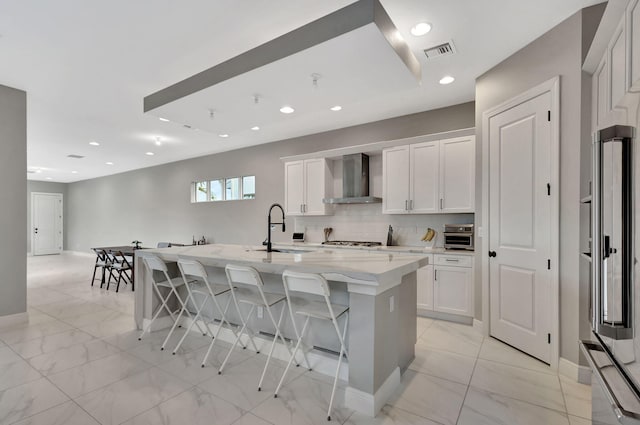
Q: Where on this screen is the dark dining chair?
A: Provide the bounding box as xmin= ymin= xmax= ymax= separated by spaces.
xmin=91 ymin=249 xmax=110 ymax=287
xmin=106 ymin=250 xmax=133 ymax=292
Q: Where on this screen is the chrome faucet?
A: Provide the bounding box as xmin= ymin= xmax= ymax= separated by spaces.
xmin=267 ymin=203 xmax=285 ymax=253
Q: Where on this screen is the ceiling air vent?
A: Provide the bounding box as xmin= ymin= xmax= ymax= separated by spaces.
xmin=423 ymin=41 xmax=456 ymax=59
xmin=67 ymin=154 xmax=85 ymax=159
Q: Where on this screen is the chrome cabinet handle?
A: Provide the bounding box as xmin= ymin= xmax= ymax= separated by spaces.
xmin=445 ymin=258 xmax=459 ymax=262
xmin=434 ymin=270 xmax=437 ymax=281
xmin=440 ymin=198 xmax=443 ymax=209
xmin=410 ymin=200 xmax=414 ymax=210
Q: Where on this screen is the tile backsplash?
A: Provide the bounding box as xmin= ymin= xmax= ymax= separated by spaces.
xmin=294 ymin=203 xmax=474 ymax=247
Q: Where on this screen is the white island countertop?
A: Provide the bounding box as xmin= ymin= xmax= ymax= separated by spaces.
xmin=139 ymin=243 xmax=430 ymax=295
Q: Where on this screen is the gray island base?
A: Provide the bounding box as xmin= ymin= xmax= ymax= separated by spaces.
xmin=134 ymin=244 xmax=427 ymax=416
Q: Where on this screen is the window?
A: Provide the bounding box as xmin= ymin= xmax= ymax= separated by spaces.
xmin=192 ymin=175 xmax=256 ymax=203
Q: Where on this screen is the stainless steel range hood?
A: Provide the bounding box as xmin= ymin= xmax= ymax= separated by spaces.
xmin=323 ymin=153 xmax=382 ymax=204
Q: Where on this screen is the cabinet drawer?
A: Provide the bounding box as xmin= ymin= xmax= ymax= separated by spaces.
xmin=434 ymin=254 xmax=472 ymax=267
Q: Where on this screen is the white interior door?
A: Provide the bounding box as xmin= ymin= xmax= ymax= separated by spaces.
xmin=488 ymin=91 xmax=553 ymax=364
xmin=32 ymin=192 xmax=63 ymax=256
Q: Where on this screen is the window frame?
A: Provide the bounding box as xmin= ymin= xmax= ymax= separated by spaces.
xmin=191 ymin=175 xmax=256 ymax=203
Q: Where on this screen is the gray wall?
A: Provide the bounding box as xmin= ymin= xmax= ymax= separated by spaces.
xmin=475 ymin=4 xmax=605 ymax=365
xmin=27 ymin=181 xmax=68 ymax=253
xmin=66 ymin=102 xmax=475 ymax=253
xmin=0 ymin=84 xmax=27 ymax=317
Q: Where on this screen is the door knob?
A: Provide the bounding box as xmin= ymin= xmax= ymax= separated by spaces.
xmin=34 ymin=228 xmax=38 ymax=234
xmin=488 ymin=250 xmax=497 ymax=257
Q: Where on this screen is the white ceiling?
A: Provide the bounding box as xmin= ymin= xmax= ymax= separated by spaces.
xmin=0 ymin=0 xmax=602 ymax=183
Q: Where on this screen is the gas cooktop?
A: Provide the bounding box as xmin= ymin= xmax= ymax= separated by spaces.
xmin=322 ymin=241 xmax=382 ymax=247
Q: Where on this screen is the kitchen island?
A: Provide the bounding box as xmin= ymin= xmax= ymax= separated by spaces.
xmin=134 ymin=244 xmax=429 ymax=416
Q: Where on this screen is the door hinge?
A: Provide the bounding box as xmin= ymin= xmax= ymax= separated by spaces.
xmin=547 ymin=183 xmax=551 ymax=196
xmin=547 ymin=259 xmax=551 ymax=270
xmin=547 ymin=110 xmax=551 ymax=121
xmin=548 ymin=333 xmax=551 ymax=344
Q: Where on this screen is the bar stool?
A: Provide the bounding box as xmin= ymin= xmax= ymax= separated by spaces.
xmin=174 ymin=258 xmax=238 ymax=362
xmin=220 ymin=264 xmax=290 ymax=391
xmin=137 ymin=254 xmax=203 ymax=350
xmin=275 ymin=270 xmax=349 ymax=422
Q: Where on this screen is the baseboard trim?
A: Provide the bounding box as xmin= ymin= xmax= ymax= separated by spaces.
xmin=417 ymin=309 xmax=473 ymax=326
xmin=559 ymin=357 xmax=591 ymax=385
xmin=345 ymin=367 xmax=400 ymax=416
xmin=64 ymin=250 xmax=94 ymax=258
xmin=0 ymin=311 xmax=29 ymax=328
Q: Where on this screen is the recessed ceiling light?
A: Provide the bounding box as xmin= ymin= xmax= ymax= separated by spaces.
xmin=218 ymin=134 xmax=229 ymax=138
xmin=89 ymin=141 xmax=100 ymax=146
xmin=145 ymin=152 xmax=154 ymax=156
xmin=280 ymin=106 xmax=295 ymax=114
xmin=439 ymin=75 xmax=455 ymax=85
xmin=158 ymin=117 xmax=170 ymax=122
xmin=35 ymin=169 xmax=42 ymax=173
xmin=411 ymin=22 xmax=432 ymax=36
xmin=71 ymin=171 xmax=78 ymax=174
xmin=251 ymin=126 xmax=260 ymax=131
xmin=45 ymin=177 xmax=52 ymax=180
xmin=330 ymin=105 xmax=342 ymax=111
xmin=105 ymin=161 xmax=114 ymax=165
xmin=155 ymin=137 xmax=162 ymax=146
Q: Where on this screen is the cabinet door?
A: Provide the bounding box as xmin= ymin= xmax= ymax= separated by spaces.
xmin=439 ymin=137 xmax=475 ymax=213
xmin=382 ymin=146 xmax=410 ymax=214
xmin=410 ymin=141 xmax=439 ymax=213
xmin=609 ymin=17 xmax=626 ymax=109
xmin=433 ymin=265 xmax=473 ymax=317
xmin=594 ymin=56 xmax=608 ymax=131
xmin=417 ymin=264 xmax=434 ymax=311
xmin=628 ymin=0 xmax=640 ymax=90
xmin=304 ymin=158 xmax=329 ymax=215
xmin=284 ymin=161 xmax=304 ymax=216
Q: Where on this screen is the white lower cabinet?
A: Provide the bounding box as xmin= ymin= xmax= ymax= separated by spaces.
xmin=418 ymin=254 xmax=473 ymax=318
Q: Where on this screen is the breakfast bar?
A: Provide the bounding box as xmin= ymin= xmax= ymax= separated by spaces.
xmin=134 ymin=244 xmax=428 ymax=416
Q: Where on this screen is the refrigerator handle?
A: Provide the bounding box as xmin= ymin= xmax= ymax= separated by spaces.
xmin=580 ymin=340 xmax=640 ymax=424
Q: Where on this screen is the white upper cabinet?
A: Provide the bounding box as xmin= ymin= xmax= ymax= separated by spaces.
xmin=284 ymin=158 xmax=332 ymax=216
xmin=383 ymin=136 xmax=475 ymax=214
xmin=628 ymin=0 xmax=640 ymax=91
xmin=439 ymin=136 xmax=475 ymax=213
xmin=382 ymin=146 xmax=411 ymax=213
xmin=410 ymin=141 xmax=440 ymax=213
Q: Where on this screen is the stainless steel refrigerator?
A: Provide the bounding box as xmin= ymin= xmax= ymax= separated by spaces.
xmin=580 ymin=125 xmax=640 ymax=424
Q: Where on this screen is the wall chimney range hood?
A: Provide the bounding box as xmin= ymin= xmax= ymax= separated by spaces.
xmin=323 ymin=153 xmax=382 ymax=204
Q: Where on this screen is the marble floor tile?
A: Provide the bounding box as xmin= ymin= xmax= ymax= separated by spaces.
xmin=479 ymin=337 xmax=554 ymax=375
xmin=0 ymin=320 xmax=74 ymax=346
xmin=127 ymin=329 xmax=211 ymax=365
xmin=344 ymin=405 xmax=442 ymax=424
xmin=0 ymin=378 xmax=69 ymax=425
xmin=470 ymin=359 xmax=566 ymax=412
xmin=251 ymin=374 xmax=353 ymax=425
xmin=416 ymin=317 xmax=433 ymax=338
xmin=26 ymin=288 xmax=74 ymax=306
xmin=58 ymin=308 xmax=126 ymax=328
xmin=409 ymin=346 xmax=476 ymax=385
xmin=386 ymin=369 xmax=467 ymax=425
xmin=560 ymin=375 xmax=592 ymax=419
xmin=230 ymin=413 xmax=273 ymax=425
xmin=10 ymin=329 xmax=96 ymax=359
xmin=74 ymin=367 xmax=192 ymax=425
xmin=0 ymin=347 xmax=42 ymax=392
xmin=79 ymin=315 xmax=136 ymax=338
xmin=457 ymin=387 xmax=570 ymax=425
xmin=32 ymin=298 xmax=97 ymax=319
xmin=156 ymin=345 xmax=241 ymax=385
xmin=28 ymin=338 xmax=121 ymax=376
xmin=198 ymin=355 xmax=287 ymax=411
xmin=12 ymin=400 xmax=100 ymax=425
xmin=121 ymin=386 xmax=244 ymax=425
xmin=568 ymin=415 xmax=592 ymax=425
xmin=47 ymin=351 xmax=152 ymax=398
xmin=418 ymin=321 xmax=483 ymax=358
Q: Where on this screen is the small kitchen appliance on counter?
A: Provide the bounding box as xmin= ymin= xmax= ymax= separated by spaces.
xmin=443 ymin=224 xmax=474 ymax=250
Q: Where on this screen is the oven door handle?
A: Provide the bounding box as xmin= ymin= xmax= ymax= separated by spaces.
xmin=444 ymin=232 xmax=473 ymax=237
xmin=580 ymin=340 xmax=640 ymax=424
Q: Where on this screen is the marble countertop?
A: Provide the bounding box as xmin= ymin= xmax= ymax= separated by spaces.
xmin=274 ymin=242 xmax=476 ymax=256
xmin=139 ymin=243 xmax=430 ymax=294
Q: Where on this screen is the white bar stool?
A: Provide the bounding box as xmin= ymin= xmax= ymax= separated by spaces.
xmin=275 ymin=270 xmax=349 ymax=422
xmin=175 ymin=258 xmax=241 ymax=364
xmin=138 ymin=254 xmax=203 ymax=350
xmin=221 ymin=264 xmax=290 ymax=391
